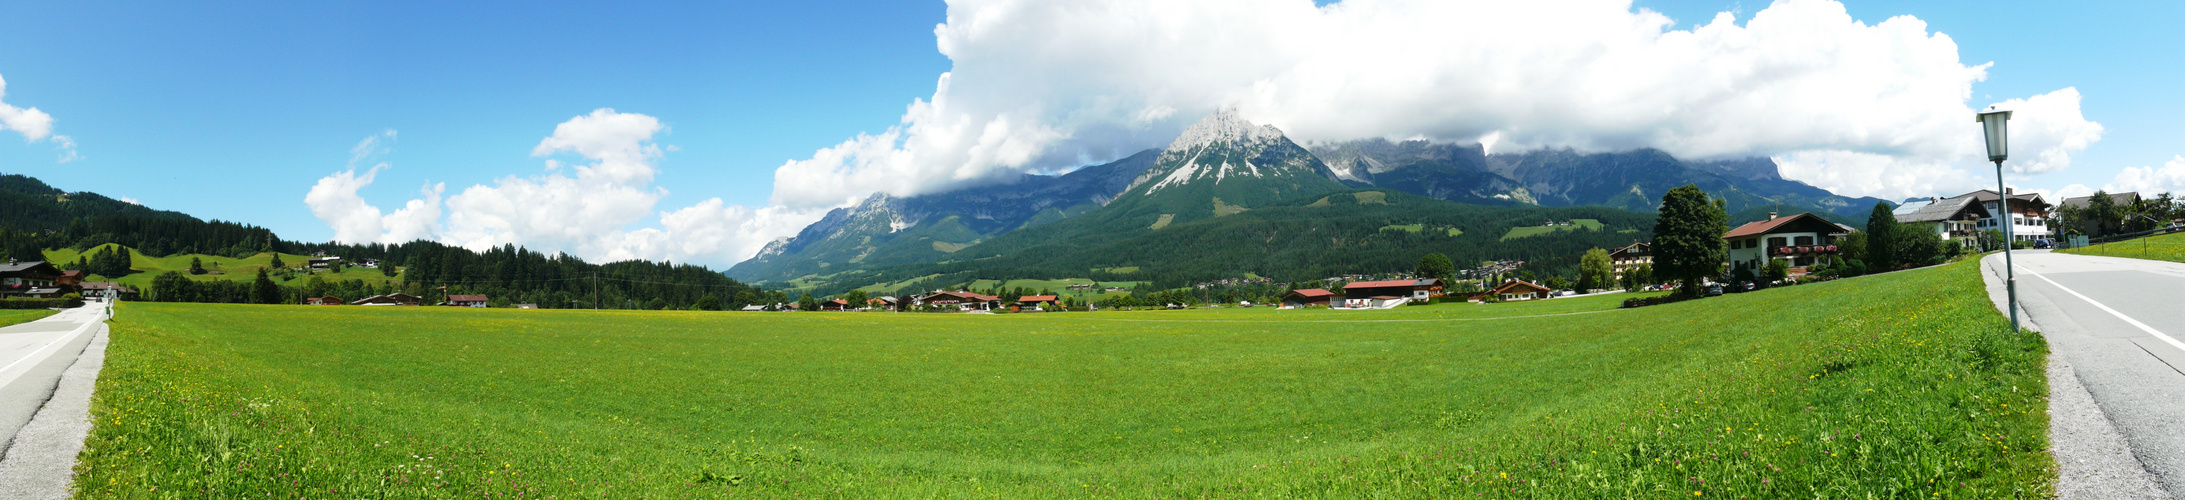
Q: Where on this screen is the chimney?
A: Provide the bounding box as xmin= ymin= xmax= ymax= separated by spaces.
xmin=2005 ymin=187 xmax=2013 ymax=195
xmin=1768 ymin=211 xmax=1778 ymax=220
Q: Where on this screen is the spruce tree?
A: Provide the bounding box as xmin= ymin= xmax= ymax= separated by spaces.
xmin=252 ymin=268 xmax=280 ymax=304
xmin=1865 ymin=201 xmax=1898 ymax=271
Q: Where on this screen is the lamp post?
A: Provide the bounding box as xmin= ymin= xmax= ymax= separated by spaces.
xmin=1978 ymin=108 xmax=2019 ymax=332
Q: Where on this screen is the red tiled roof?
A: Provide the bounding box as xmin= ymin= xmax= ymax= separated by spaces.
xmin=447 ymin=294 xmax=489 ymax=302
xmin=1285 ymin=288 xmax=1334 ymax=298
xmin=1016 ymin=295 xmax=1058 ymax=303
xmin=1723 ymin=213 xmax=1840 ymax=239
xmin=1492 ymin=280 xmax=1551 ymax=294
xmin=1342 ymin=280 xmax=1418 ymax=289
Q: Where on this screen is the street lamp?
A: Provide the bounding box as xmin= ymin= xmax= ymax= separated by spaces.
xmin=1977 ymin=108 xmax=2019 ymax=332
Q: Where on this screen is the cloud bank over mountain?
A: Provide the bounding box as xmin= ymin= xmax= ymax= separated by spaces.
xmin=307 ymin=0 xmax=2113 ymax=269
xmin=775 ymin=0 xmax=2100 ymax=211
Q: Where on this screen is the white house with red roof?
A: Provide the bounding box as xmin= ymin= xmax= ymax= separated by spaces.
xmin=1723 ymin=212 xmax=1854 ymax=279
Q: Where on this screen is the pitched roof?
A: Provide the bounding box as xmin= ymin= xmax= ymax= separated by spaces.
xmin=1893 ymin=196 xmax=1990 ymax=224
xmin=1342 ymin=279 xmax=1418 ymax=289
xmin=1284 ymin=288 xmax=1334 ymax=298
xmin=2059 ymin=192 xmax=2141 ymax=210
xmin=0 ymin=261 xmax=58 ymax=274
xmin=1015 ymin=295 xmax=1058 ymax=303
xmin=1613 ymin=242 xmax=1650 ymax=255
xmin=1492 ymin=280 xmax=1552 ymax=294
xmin=1723 ymin=213 xmax=1845 ymax=239
xmin=920 ymin=290 xmax=999 ymax=302
xmin=1948 ymin=189 xmax=2047 ymax=207
xmin=447 ymin=294 xmax=489 ymax=302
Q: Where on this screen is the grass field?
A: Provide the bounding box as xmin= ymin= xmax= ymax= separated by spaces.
xmin=42 ymin=244 xmax=401 ymax=291
xmin=1501 ymin=219 xmax=1605 ymax=240
xmin=77 ymin=260 xmax=2051 ymax=498
xmin=2057 ymin=230 xmax=2185 ymax=264
xmin=0 ymin=309 xmax=56 ymax=328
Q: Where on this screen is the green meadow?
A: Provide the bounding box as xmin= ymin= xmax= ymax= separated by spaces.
xmin=1501 ymin=219 xmax=1606 ymax=240
xmin=0 ymin=309 xmax=56 ymax=327
xmin=42 ymin=243 xmax=401 ymax=290
xmin=76 ymin=260 xmax=2050 ymax=498
xmin=2057 ymin=230 xmax=2185 ymax=264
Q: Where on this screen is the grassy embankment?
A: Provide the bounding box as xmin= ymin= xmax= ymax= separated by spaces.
xmin=75 ymin=259 xmax=2050 ymax=498
xmin=2057 ymin=230 xmax=2185 ymax=263
xmin=0 ymin=309 xmax=57 ymax=327
xmin=43 ymin=244 xmax=400 ymax=291
xmin=1501 ymin=218 xmax=1605 ymax=240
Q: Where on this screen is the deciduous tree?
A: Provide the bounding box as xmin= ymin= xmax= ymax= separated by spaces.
xmin=1651 ymin=184 xmax=1729 ymax=296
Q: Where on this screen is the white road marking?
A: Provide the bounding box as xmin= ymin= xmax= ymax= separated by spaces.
xmin=2017 ymin=264 xmax=2185 ymax=353
xmin=0 ymin=328 xmax=84 ymax=376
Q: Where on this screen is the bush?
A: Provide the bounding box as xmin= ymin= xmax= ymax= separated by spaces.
xmin=0 ymin=298 xmax=75 ymax=309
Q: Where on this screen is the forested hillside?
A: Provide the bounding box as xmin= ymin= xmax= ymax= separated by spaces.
xmin=1 ymin=172 xmax=771 ymax=310
xmin=798 ymin=189 xmax=1656 ymax=295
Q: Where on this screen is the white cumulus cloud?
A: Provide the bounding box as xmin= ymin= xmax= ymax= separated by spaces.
xmin=0 ymin=73 xmax=80 ymax=162
xmin=769 ymin=0 xmax=2102 ymax=208
xmin=303 ymin=130 xmax=445 ymax=245
xmin=306 ymin=112 xmax=827 ymax=267
xmin=2106 ymin=155 xmax=2185 ymax=195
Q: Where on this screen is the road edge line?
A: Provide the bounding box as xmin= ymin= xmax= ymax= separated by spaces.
xmin=2014 ymin=264 xmax=2185 ymax=353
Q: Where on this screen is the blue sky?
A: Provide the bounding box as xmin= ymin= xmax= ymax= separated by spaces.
xmin=0 ymin=0 xmax=2177 ymax=266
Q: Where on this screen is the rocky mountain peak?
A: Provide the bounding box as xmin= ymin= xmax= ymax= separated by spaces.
xmin=1167 ymin=108 xmax=1285 ymax=152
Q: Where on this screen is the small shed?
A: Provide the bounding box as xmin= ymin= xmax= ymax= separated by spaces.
xmin=820 ymin=299 xmax=849 ymax=311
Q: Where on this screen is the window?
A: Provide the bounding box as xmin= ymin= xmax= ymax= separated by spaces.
xmin=1768 ymin=237 xmax=1787 ymax=248
xmin=1794 ymin=236 xmax=1814 ymax=246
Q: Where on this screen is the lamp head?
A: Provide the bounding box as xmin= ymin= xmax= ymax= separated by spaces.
xmin=1976 ymin=109 xmax=2012 ymax=163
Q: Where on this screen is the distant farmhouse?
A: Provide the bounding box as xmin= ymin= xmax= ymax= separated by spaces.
xmin=1956 ymin=189 xmax=2053 ymax=243
xmin=1279 ymin=288 xmax=1334 ymax=309
xmin=352 ymin=293 xmax=422 ymax=306
xmin=1490 ymin=280 xmax=1552 ymax=301
xmin=1724 ymin=212 xmax=1853 ymax=279
xmin=0 ymin=260 xmax=66 ymax=299
xmin=445 ymin=294 xmax=489 ymax=308
xmin=1894 ymin=196 xmax=1991 ymax=249
xmin=1608 ymin=242 xmax=1650 ymax=281
xmin=1011 ymin=295 xmax=1061 ymax=312
xmin=1336 ymin=279 xmax=1440 ymax=309
xmin=911 ymin=290 xmax=1003 ymax=311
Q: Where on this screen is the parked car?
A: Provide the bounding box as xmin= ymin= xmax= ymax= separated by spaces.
xmin=1737 ymin=281 xmax=1757 ymax=293
xmin=1705 ymin=284 xmax=1724 ymax=297
xmin=2034 ymin=239 xmax=2052 ymax=249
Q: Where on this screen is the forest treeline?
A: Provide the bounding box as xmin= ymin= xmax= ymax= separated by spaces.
xmin=1 ymin=173 xmax=779 ymax=310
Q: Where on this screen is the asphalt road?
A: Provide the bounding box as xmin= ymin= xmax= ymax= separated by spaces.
xmin=0 ymin=302 xmax=106 ymax=452
xmin=1985 ymin=250 xmax=2185 ymax=499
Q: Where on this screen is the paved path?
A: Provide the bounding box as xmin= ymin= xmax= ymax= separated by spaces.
xmin=0 ymin=302 xmax=108 ymax=449
xmin=1983 ymin=250 xmax=2184 ymax=499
